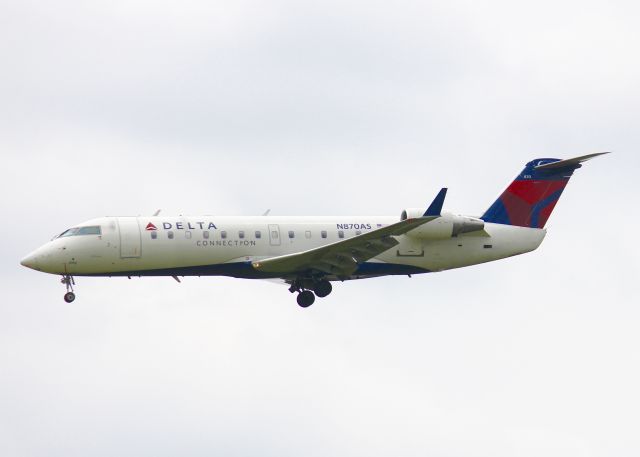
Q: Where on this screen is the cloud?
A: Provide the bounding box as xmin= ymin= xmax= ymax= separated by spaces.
xmin=1 ymin=1 xmax=639 ymax=456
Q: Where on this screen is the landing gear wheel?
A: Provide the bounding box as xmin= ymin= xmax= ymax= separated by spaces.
xmin=297 ymin=290 xmax=315 ymax=308
xmin=313 ymin=280 xmax=332 ymax=298
xmin=61 ymin=275 xmax=76 ymax=303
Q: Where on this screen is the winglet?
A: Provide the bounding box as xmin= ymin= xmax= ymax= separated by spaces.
xmin=423 ymin=188 xmax=447 ymax=217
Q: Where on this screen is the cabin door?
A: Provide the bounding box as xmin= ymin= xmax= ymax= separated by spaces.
xmin=118 ymin=217 xmax=142 ymax=258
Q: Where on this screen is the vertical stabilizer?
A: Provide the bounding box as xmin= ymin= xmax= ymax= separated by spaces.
xmin=481 ymin=153 xmax=609 ymax=228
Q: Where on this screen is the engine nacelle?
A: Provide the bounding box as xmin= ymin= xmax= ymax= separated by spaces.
xmin=400 ymin=210 xmax=485 ymax=239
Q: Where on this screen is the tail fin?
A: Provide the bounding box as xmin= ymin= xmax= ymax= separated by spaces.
xmin=481 ymin=152 xmax=609 ymax=228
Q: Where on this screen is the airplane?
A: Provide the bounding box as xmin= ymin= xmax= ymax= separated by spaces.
xmin=20 ymin=153 xmax=608 ymax=307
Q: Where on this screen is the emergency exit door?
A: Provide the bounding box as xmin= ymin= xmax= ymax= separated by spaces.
xmin=268 ymin=224 xmax=281 ymax=246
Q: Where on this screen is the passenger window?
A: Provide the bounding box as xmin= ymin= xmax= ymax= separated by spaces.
xmin=355 ymin=230 xmax=362 ymax=236
xmin=239 ymin=230 xmax=245 ymax=239
xmin=305 ymin=231 xmax=311 ymax=239
xmin=221 ymin=231 xmax=227 ymax=239
xmin=203 ymin=231 xmax=209 ymax=239
xmin=150 ymin=231 xmax=157 ymax=240
xmin=168 ymin=231 xmax=174 ymax=239
xmin=338 ymin=230 xmax=344 ymax=239
xmin=185 ymin=231 xmax=192 ymax=239
xmin=288 ymin=230 xmax=295 ymax=239
xmin=321 ymin=230 xmax=327 ymax=238
xmin=271 ymin=231 xmax=279 ymax=239
xmin=255 ymin=231 xmax=261 ymax=239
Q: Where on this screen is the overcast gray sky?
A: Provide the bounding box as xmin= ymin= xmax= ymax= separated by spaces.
xmin=1 ymin=0 xmax=639 ymax=456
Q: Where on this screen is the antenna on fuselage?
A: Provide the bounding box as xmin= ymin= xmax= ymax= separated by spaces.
xmin=262 ymin=209 xmax=271 ymax=216
xmin=153 ymin=209 xmax=161 ymax=216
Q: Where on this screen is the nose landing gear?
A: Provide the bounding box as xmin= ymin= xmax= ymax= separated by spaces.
xmin=61 ymin=275 xmax=76 ymax=303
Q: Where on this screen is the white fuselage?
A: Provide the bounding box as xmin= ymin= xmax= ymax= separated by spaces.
xmin=21 ymin=215 xmax=546 ymax=280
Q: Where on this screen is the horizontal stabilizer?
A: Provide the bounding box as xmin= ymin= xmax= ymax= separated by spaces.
xmin=534 ymin=152 xmax=610 ymax=170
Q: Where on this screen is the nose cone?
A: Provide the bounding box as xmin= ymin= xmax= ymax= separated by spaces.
xmin=21 ymin=243 xmax=66 ymax=274
xmin=20 ymin=252 xmax=40 ymax=270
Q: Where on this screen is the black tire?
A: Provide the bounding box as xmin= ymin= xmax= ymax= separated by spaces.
xmin=64 ymin=292 xmax=76 ymax=303
xmin=313 ymin=280 xmax=332 ymax=298
xmin=296 ymin=290 xmax=315 ymax=308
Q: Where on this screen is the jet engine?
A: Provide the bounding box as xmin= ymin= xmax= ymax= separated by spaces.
xmin=400 ymin=209 xmax=485 ymax=239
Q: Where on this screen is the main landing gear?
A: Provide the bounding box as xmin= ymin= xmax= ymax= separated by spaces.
xmin=297 ymin=290 xmax=315 ymax=308
xmin=61 ymin=275 xmax=76 ymax=303
xmin=290 ymin=279 xmax=333 ymax=308
xmin=313 ymin=280 xmax=332 ymax=298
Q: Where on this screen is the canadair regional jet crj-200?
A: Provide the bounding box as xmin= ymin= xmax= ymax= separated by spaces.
xmin=21 ymin=153 xmax=608 ymax=307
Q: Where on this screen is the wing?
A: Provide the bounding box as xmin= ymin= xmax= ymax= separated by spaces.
xmin=252 ymin=188 xmax=447 ymax=278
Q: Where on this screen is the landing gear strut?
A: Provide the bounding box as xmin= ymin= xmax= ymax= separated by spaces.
xmin=61 ymin=275 xmax=76 ymax=303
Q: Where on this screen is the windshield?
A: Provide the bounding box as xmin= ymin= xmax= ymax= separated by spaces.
xmin=56 ymin=226 xmax=102 ymax=238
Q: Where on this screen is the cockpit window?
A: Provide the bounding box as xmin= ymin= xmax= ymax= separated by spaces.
xmin=57 ymin=228 xmax=77 ymax=238
xmin=77 ymin=226 xmax=101 ymax=235
xmin=58 ymin=226 xmax=101 ymax=238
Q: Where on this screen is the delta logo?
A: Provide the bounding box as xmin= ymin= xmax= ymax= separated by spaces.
xmin=144 ymin=221 xmax=218 ymax=230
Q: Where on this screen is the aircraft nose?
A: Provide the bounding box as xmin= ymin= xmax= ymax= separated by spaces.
xmin=20 ymin=252 xmax=39 ymax=270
